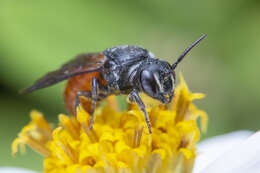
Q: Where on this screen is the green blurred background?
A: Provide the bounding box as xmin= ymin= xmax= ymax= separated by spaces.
xmin=1 ymin=0 xmax=260 ymax=171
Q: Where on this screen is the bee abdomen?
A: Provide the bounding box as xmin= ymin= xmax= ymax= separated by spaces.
xmin=63 ymin=72 xmax=106 ymax=115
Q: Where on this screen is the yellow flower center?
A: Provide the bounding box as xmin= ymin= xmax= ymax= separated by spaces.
xmin=12 ymin=75 xmax=207 ymax=173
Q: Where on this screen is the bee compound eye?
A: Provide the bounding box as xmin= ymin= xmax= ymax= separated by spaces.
xmin=141 ymin=70 xmax=157 ymax=95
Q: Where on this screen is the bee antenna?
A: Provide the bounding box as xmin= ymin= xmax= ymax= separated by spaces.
xmin=172 ymin=34 xmax=206 ymax=69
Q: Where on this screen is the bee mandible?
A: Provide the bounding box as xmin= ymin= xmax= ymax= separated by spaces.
xmin=21 ymin=34 xmax=206 ymax=133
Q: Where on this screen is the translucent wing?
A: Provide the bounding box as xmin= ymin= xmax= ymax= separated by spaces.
xmin=21 ymin=53 xmax=106 ymax=93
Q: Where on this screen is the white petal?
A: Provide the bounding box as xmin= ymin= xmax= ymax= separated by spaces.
xmin=197 ymin=131 xmax=260 ymax=173
xmin=193 ymin=131 xmax=253 ymax=173
xmin=0 ymin=167 xmax=36 ymax=173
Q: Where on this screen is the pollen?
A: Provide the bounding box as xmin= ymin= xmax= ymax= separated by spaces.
xmin=12 ymin=75 xmax=207 ymax=173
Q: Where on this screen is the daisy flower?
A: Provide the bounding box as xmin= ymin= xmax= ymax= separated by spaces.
xmin=12 ymin=75 xmax=207 ymax=173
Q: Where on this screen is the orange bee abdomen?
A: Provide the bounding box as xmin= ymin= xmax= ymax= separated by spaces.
xmin=64 ymin=72 xmax=106 ymax=115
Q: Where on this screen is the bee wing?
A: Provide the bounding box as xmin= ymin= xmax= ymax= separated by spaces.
xmin=21 ymin=53 xmax=106 ymax=93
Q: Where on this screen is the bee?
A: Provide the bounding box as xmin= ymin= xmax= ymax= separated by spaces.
xmin=21 ymin=34 xmax=206 ymax=133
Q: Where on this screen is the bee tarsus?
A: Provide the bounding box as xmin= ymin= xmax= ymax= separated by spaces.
xmin=129 ymin=90 xmax=152 ymax=134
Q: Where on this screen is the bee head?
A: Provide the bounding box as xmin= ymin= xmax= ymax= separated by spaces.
xmin=140 ymin=62 xmax=175 ymax=104
xmin=140 ymin=34 xmax=207 ymax=104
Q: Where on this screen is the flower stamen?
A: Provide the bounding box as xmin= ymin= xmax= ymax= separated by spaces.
xmin=132 ymin=125 xmax=143 ymax=148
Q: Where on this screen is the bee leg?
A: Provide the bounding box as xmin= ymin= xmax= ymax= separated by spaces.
xmin=74 ymin=78 xmax=99 ymax=130
xmin=129 ymin=90 xmax=152 ymax=134
xmin=89 ymin=77 xmax=98 ymax=130
xmin=75 ymin=91 xmax=91 ymax=115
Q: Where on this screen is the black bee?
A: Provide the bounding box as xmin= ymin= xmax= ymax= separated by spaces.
xmin=21 ymin=34 xmax=206 ymax=133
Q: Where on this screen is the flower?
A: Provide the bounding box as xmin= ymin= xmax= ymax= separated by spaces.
xmin=12 ymin=75 xmax=207 ymax=173
xmin=0 ymin=167 xmax=36 ymax=173
xmin=195 ymin=130 xmax=260 ymax=173
xmin=9 ymin=130 xmax=260 ymax=173
xmin=193 ymin=130 xmax=253 ymax=173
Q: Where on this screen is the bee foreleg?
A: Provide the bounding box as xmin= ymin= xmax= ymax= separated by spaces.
xmin=129 ymin=90 xmax=152 ymax=134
